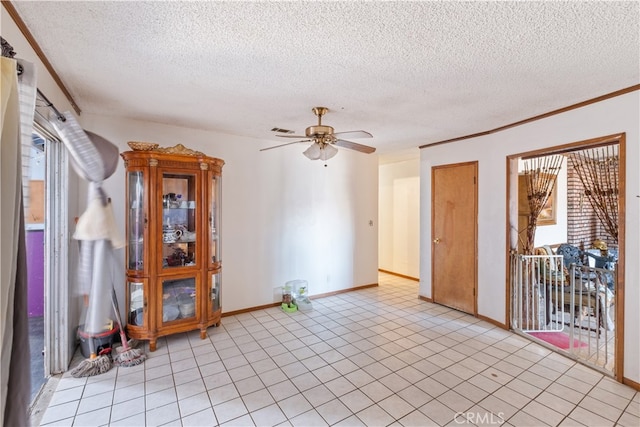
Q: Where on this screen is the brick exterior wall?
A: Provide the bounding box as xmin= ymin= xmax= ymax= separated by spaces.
xmin=567 ymin=155 xmax=618 ymax=250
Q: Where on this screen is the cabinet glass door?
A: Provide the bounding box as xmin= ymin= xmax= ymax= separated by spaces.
xmin=127 ymin=171 xmax=145 ymax=271
xmin=210 ymin=175 xmax=221 ymax=265
xmin=161 ymin=277 xmax=197 ymax=323
xmin=210 ymin=272 xmax=221 ymax=312
xmin=128 ymin=280 xmax=145 ymax=327
xmin=162 ymin=172 xmax=197 ymax=269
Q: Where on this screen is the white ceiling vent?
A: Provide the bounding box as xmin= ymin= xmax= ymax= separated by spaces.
xmin=271 ymin=127 xmax=295 ymax=134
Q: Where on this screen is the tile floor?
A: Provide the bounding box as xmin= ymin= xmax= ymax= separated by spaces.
xmin=32 ymin=273 xmax=639 ymax=426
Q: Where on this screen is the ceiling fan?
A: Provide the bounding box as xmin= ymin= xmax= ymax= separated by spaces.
xmin=261 ymin=107 xmax=375 ymax=161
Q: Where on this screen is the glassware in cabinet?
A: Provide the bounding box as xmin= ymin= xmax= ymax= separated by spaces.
xmin=210 ymin=271 xmax=221 ymax=313
xmin=128 ymin=279 xmax=145 ymax=327
xmin=162 ymin=172 xmax=197 ymax=269
xmin=161 ymin=276 xmax=197 ymax=323
xmin=127 ymin=171 xmax=145 ymax=271
xmin=209 ymin=175 xmax=221 ymax=265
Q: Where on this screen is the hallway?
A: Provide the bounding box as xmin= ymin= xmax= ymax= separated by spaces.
xmin=31 ymin=273 xmax=638 ymax=426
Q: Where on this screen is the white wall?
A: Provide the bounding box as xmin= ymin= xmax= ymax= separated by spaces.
xmin=379 ymin=158 xmax=420 ymax=278
xmin=420 ymin=91 xmax=640 ymax=383
xmin=529 ymin=161 xmax=568 ymax=247
xmin=79 ymin=114 xmax=379 ymax=313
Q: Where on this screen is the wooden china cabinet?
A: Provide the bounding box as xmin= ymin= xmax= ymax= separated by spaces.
xmin=121 ymin=143 xmax=223 ymax=351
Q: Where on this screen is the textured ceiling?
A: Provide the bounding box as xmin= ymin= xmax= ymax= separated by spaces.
xmin=8 ymin=1 xmax=640 ymax=162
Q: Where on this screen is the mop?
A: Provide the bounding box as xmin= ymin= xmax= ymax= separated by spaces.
xmin=69 ymin=336 xmax=111 ymax=378
xmin=110 ymin=288 xmax=146 ymax=367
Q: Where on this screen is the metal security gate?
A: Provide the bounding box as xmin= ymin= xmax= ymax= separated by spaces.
xmin=511 ymin=254 xmax=616 ymax=376
xmin=511 ymin=254 xmax=565 ymax=332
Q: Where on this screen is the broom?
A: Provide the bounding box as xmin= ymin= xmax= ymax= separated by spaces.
xmin=110 ymin=288 xmax=146 ymax=367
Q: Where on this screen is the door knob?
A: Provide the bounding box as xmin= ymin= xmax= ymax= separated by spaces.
xmin=433 ymin=238 xmax=441 ymax=244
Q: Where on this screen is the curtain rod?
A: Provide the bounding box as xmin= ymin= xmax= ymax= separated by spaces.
xmin=35 ymin=87 xmax=66 ymax=122
xmin=1 ymin=36 xmax=66 ymax=122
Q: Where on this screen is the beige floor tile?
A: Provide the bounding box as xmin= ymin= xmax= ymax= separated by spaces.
xmin=418 ymin=398 xmax=459 ymax=426
xmin=477 ymin=395 xmax=519 ymax=421
xmin=437 ymin=389 xmax=474 ymax=413
xmin=39 ymin=400 xmax=80 ymax=426
xmin=534 ymin=389 xmax=577 ymax=416
xmin=617 ymin=411 xmax=640 ymax=427
xmin=208 ymin=383 xmax=240 ymax=406
xmin=507 ymin=410 xmax=550 ymax=426
xmin=289 ymin=408 xmax=328 ymax=426
xmin=278 ymin=393 xmax=314 ymax=420
xmin=355 ymin=403 xmax=396 ymax=426
xmin=325 ymin=376 xmax=358 ymax=398
xmin=315 ymin=398 xmax=353 ymax=424
xmin=146 ymin=401 xmax=180 ymax=427
xmin=522 ymin=400 xmax=564 ymax=425
xmin=241 ymin=388 xmax=276 ymax=412
xmin=213 ymin=397 xmax=248 ymax=424
xmin=377 ymin=394 xmax=414 ymax=420
xmin=338 ymin=389 xmax=375 ymax=413
xmin=31 ymin=274 xmax=639 ymax=427
xmin=579 ymin=395 xmax=624 ymax=421
xmin=567 ymin=405 xmax=615 ymax=427
xmin=251 ymin=404 xmax=287 ymax=426
xmin=587 ymin=386 xmax=632 ymax=410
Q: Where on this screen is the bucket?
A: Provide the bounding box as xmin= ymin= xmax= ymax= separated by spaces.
xmin=77 ymin=323 xmax=119 ymax=358
xmin=288 ymin=279 xmax=312 ymax=311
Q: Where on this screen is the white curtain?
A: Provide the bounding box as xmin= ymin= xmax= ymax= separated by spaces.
xmin=19 ymin=61 xmax=37 ymax=217
xmin=1 ymin=56 xmax=36 ymax=427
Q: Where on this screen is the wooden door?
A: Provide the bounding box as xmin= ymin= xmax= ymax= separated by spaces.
xmin=432 ymin=162 xmax=478 ymax=314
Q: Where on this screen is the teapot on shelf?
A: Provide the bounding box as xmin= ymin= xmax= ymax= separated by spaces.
xmin=162 ymin=228 xmax=182 ymax=243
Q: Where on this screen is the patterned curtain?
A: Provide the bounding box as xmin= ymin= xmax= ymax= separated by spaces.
xmin=569 ymin=146 xmax=619 ymax=243
xmin=521 ymin=155 xmax=563 ymax=255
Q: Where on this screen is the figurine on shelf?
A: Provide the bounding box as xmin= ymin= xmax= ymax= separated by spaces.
xmin=166 ymin=247 xmax=191 ymax=266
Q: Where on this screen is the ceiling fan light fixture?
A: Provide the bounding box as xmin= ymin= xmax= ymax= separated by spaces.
xmin=319 ymin=143 xmax=338 ymax=161
xmin=303 ymin=142 xmax=321 ymax=160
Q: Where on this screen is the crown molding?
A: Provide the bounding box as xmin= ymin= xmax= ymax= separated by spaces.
xmin=420 ymin=84 xmax=640 ymax=149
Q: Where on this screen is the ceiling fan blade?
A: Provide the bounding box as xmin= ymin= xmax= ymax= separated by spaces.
xmin=332 ymin=130 xmax=373 ymax=139
xmin=260 ymin=140 xmax=310 ymax=151
xmin=334 ymin=139 xmax=376 ymax=154
xmin=275 ymin=134 xmax=309 ymax=139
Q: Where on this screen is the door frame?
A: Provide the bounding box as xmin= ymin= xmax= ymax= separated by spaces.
xmin=505 ymin=133 xmax=625 ymax=381
xmin=36 ymin=122 xmax=72 ymax=375
xmin=431 ymin=161 xmax=478 ymax=315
